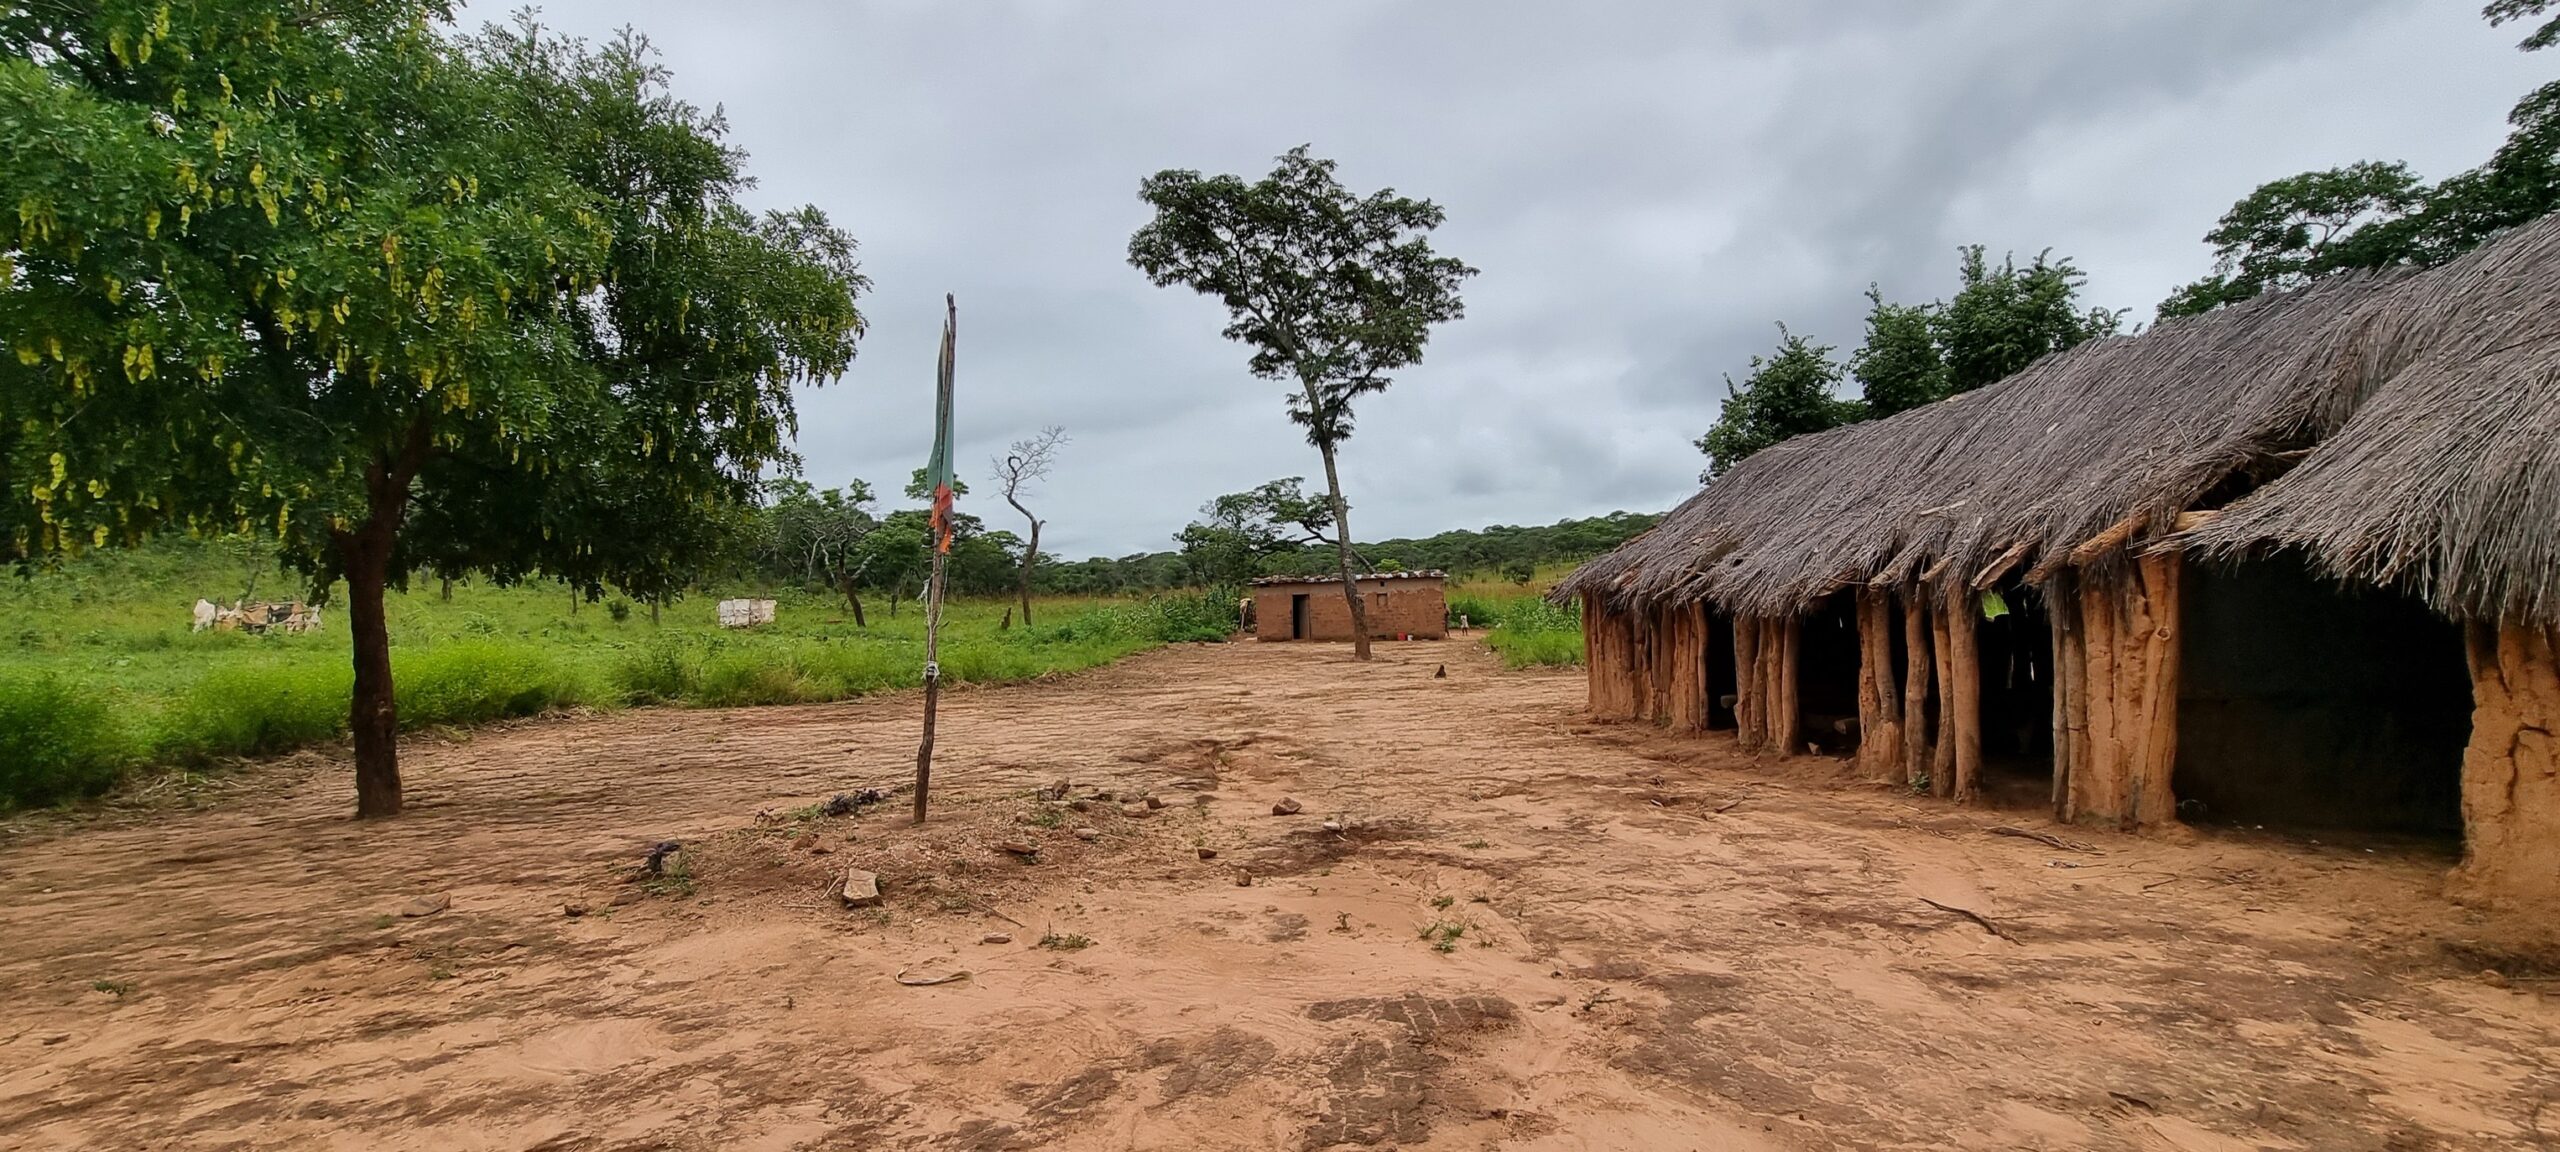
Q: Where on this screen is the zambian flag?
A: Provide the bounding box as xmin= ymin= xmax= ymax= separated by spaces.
xmin=925 ymin=296 xmax=957 ymax=554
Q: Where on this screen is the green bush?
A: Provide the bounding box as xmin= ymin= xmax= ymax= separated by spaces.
xmin=0 ymin=674 xmax=136 ymax=807
xmin=395 ymin=641 xmax=597 ymax=728
xmin=695 ymin=649 xmax=812 ymax=707
xmin=1485 ymin=626 xmax=1583 ymax=669
xmin=610 ymin=641 xmax=699 ymax=705
xmin=156 ymin=663 xmax=350 ymax=763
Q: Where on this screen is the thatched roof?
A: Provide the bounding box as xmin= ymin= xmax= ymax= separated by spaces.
xmin=1558 ymin=212 xmax=2560 ymax=627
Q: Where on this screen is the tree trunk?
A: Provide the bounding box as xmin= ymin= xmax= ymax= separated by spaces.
xmin=343 ymin=530 xmax=400 ymax=819
xmin=439 ymin=575 xmax=451 ymax=602
xmin=1315 ymin=439 xmax=1372 ymax=660
xmin=1006 ymin=502 xmax=1040 ymax=630
xmin=845 ymin=580 xmax=867 ymax=628
xmin=1931 ymin=604 xmax=1956 ymax=797
xmin=335 ymin=416 xmax=432 ymax=820
xmin=650 ymin=595 xmax=661 ymax=626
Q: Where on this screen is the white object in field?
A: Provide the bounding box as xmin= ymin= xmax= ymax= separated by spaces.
xmin=192 ymin=599 xmax=218 ymax=632
xmin=717 ymin=598 xmax=777 ymax=628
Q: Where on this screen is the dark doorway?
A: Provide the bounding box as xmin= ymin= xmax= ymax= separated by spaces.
xmin=1290 ymin=594 xmax=1310 ymax=640
xmin=1799 ymin=592 xmax=1862 ymax=754
xmin=1973 ymin=581 xmax=2056 ymax=805
xmin=1707 ymin=611 xmax=1737 ymax=729
xmin=2176 ymin=554 xmax=2468 ymax=838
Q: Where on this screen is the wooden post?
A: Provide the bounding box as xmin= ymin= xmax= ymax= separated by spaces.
xmin=1771 ymin=615 xmax=1802 ymax=756
xmin=2048 ymin=572 xmax=2082 ymax=823
xmin=2077 ymin=573 xmax=2121 ymax=825
xmin=1857 ymin=590 xmax=1903 ymax=781
xmin=1733 ymin=617 xmax=1762 ymax=750
xmin=1930 ymin=602 xmax=1956 ymax=796
xmin=2129 ymin=552 xmax=2182 ymax=828
xmin=1902 ymin=593 xmax=1931 ymax=789
xmin=1668 ymin=603 xmax=1710 ymax=733
xmin=1947 ymin=588 xmax=1983 ymax=804
xmin=913 ymin=295 xmax=958 ymax=826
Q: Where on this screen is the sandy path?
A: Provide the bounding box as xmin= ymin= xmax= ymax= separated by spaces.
xmin=1 ymin=642 xmax=2555 ymax=1151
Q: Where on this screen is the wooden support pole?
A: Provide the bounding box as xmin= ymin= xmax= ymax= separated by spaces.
xmin=1733 ymin=617 xmax=1763 ymax=751
xmin=1902 ymin=593 xmax=1931 ymax=789
xmin=2078 ymin=574 xmax=2122 ymax=824
xmin=2046 ymin=572 xmax=2081 ymax=823
xmin=1856 ymin=589 xmax=1904 ymax=782
xmin=1931 ymin=602 xmax=1956 ymax=797
xmin=1667 ymin=603 xmax=1710 ymax=733
xmin=2130 ymin=551 xmax=2183 ymax=828
xmin=1771 ymin=615 xmax=1802 ymax=756
xmin=1947 ymin=588 xmax=1983 ymax=805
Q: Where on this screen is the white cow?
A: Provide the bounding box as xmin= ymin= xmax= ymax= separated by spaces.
xmin=191 ymin=599 xmax=219 ymax=632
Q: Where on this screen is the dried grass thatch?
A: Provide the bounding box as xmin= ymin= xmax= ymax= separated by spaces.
xmin=1559 ymin=212 xmax=2560 ymax=628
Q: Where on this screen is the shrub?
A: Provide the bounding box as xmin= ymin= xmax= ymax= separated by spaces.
xmin=0 ymin=674 xmax=136 ymax=807
xmin=156 ymin=662 xmax=350 ymax=763
xmin=695 ymin=649 xmax=810 ymax=707
xmin=611 ymin=641 xmax=699 ymax=705
xmin=607 ymin=598 xmax=632 ymax=623
xmin=395 ymin=641 xmax=596 ymax=728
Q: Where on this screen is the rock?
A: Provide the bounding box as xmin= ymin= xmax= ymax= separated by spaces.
xmin=1039 ymin=778 xmax=1072 ymax=801
xmin=1091 ymin=790 xmax=1117 ymax=802
xmin=1121 ymin=803 xmax=1154 ymax=819
xmin=1234 ymin=871 xmax=1254 ymax=887
xmin=1144 ymin=794 xmax=1166 ymax=810
xmin=1320 ymin=819 xmax=1343 ymax=833
xmin=995 ymin=840 xmax=1040 ymax=858
xmin=810 ymin=845 xmax=833 ymax=856
xmin=2482 ymin=968 xmax=2512 ymax=988
xmin=399 ymin=893 xmax=450 ymax=918
xmin=1435 ymin=664 xmax=1446 ymax=678
xmin=1197 ymin=847 xmax=1219 ymax=861
xmin=1271 ymin=798 xmax=1303 ymax=816
xmin=561 ymin=902 xmax=589 ymax=918
xmin=40 ymin=1033 xmax=69 ymax=1046
xmin=1073 ymin=827 xmax=1101 ymax=841
xmin=609 ymin=888 xmax=644 ymax=907
xmin=840 ymin=869 xmax=883 ymax=909
xmin=792 ymin=832 xmax=817 ymax=852
xmin=983 ymin=932 xmax=1014 ymax=945
xmin=644 ymin=840 xmax=683 ymax=875
xmin=1068 ymin=799 xmax=1092 ymax=813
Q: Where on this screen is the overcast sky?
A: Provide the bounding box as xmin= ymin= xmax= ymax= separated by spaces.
xmin=461 ymin=1 xmax=2546 ymax=560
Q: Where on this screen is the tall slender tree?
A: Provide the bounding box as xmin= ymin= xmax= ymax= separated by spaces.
xmin=0 ymin=9 xmax=864 ymax=816
xmin=1129 ymin=147 xmax=1474 ymax=659
xmin=991 ymin=426 xmax=1064 ymax=628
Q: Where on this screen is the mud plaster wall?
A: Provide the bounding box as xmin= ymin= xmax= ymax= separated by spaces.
xmin=2458 ymin=622 xmax=2560 ymax=907
xmin=1253 ymin=580 xmax=1447 ymax=642
xmin=2176 ymin=557 xmax=2469 ymax=835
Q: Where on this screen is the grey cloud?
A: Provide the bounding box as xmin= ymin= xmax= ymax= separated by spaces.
xmin=467 ymin=1 xmax=2548 ymax=558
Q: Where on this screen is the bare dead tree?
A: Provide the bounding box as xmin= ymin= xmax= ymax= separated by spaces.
xmin=992 ymin=426 xmax=1067 ymax=628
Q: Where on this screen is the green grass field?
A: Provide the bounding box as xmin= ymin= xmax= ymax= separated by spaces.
xmin=1446 ymin=571 xmax=1585 ymax=671
xmin=0 ymin=540 xmax=1237 ymax=809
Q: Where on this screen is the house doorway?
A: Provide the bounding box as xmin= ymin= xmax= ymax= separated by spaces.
xmin=1290 ymin=594 xmax=1311 ymax=640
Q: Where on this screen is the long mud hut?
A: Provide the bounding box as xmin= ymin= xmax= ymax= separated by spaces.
xmin=1556 ymin=213 xmax=2560 ymax=908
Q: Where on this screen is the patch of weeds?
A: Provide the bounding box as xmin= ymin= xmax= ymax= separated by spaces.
xmin=1025 ymin=805 xmax=1065 ymax=829
xmin=1462 ymin=839 xmax=1490 ymax=850
xmin=91 ymin=979 xmax=132 ymax=997
xmin=641 ymin=849 xmax=696 ymax=897
xmin=372 ymin=914 xmax=396 ymax=929
xmin=1333 ymin=911 xmax=1353 ymax=933
xmin=1038 ymin=931 xmax=1094 ymax=952
xmin=428 ymin=967 xmax=455 ymax=981
xmin=1430 ymin=895 xmax=1456 ymax=911
xmin=1418 ymin=919 xmax=1468 ymax=953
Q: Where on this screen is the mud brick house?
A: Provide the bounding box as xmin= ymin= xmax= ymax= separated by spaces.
xmin=1556 ymin=213 xmax=2560 ymax=909
xmin=1251 ymin=571 xmax=1447 ymax=642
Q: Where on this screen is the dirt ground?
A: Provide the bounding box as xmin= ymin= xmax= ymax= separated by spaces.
xmin=3 ymin=642 xmax=2557 ymax=1151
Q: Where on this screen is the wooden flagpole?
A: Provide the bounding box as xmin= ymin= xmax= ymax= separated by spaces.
xmin=914 ymin=295 xmax=956 ymax=825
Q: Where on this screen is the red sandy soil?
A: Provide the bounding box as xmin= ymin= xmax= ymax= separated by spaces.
xmin=1 ymin=642 xmax=2556 ymax=1151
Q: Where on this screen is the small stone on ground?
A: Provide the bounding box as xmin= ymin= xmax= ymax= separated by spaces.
xmin=1272 ymin=798 xmax=1303 ymax=816
xmin=399 ymin=894 xmax=450 ymax=918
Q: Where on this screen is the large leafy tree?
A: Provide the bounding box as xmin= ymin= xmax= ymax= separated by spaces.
xmin=1696 ymin=326 xmax=1859 ymax=477
xmin=0 ymin=7 xmax=864 ymax=816
xmin=1933 ymin=246 xmax=2122 ymax=394
xmin=1848 ymin=286 xmax=1947 ymax=418
xmin=759 ymin=478 xmax=878 ymax=620
xmin=1129 ymin=146 xmax=1475 ymax=660
xmin=1175 ymin=477 xmax=1340 ymax=586
xmin=2160 ymin=2 xmax=2560 ymax=319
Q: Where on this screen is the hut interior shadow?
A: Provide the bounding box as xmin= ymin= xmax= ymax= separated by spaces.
xmin=1973 ymin=581 xmax=2057 ymax=806
xmin=1707 ymin=610 xmax=1737 ymax=729
xmin=1798 ymin=592 xmax=1863 ymax=753
xmin=2175 ymin=554 xmax=2468 ymax=841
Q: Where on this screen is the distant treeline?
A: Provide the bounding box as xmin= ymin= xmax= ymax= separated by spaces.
xmin=1036 ymin=509 xmax=1663 ymax=594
